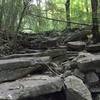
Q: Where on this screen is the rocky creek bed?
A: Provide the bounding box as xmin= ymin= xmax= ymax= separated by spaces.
xmin=0 ymin=31 xmax=100 ymax=100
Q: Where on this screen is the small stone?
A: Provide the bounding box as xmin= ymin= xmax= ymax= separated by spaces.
xmin=86 ymin=72 xmax=99 ymax=86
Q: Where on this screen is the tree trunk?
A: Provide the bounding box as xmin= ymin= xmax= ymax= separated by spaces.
xmin=0 ymin=0 xmax=5 ymax=30
xmin=0 ymin=0 xmax=3 ymax=29
xmin=16 ymin=1 xmax=28 ymax=32
xmin=65 ymin=0 xmax=71 ymax=30
xmin=91 ymin=0 xmax=99 ymax=42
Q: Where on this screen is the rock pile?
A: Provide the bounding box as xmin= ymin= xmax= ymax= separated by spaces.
xmin=66 ymin=41 xmax=100 ymax=100
xmin=76 ymin=54 xmax=100 ymax=100
xmin=0 ymin=50 xmax=92 ymax=100
xmin=0 ymin=40 xmax=100 ymax=100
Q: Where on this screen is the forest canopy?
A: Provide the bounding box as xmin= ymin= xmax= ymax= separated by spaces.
xmin=0 ymin=0 xmax=99 ymax=33
xmin=0 ymin=0 xmax=100 ymax=33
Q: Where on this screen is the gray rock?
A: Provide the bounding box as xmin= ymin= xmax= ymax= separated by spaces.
xmin=40 ymin=37 xmax=58 ymax=49
xmin=67 ymin=41 xmax=86 ymax=51
xmin=73 ymin=68 xmax=85 ymax=81
xmin=0 ymin=75 xmax=64 ymax=100
xmin=0 ymin=53 xmax=44 ymax=59
xmin=86 ymin=72 xmax=99 ymax=86
xmin=62 ymin=70 xmax=72 ymax=78
xmin=86 ymin=43 xmax=100 ymax=52
xmin=77 ymin=54 xmax=100 ymax=73
xmin=62 ymin=61 xmax=72 ymax=70
xmin=90 ymin=87 xmax=100 ymax=94
xmin=64 ymin=31 xmax=88 ymax=42
xmin=0 ymin=56 xmax=50 ymax=83
xmin=65 ymin=75 xmax=92 ymax=100
xmin=62 ymin=60 xmax=78 ymax=71
xmin=43 ymin=49 xmax=78 ymax=62
xmin=78 ymin=52 xmax=93 ymax=58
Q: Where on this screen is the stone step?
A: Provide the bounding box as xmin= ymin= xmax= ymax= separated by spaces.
xmin=0 ymin=56 xmax=50 ymax=83
xmin=0 ymin=75 xmax=64 ymax=100
xmin=67 ymin=41 xmax=86 ymax=51
xmin=86 ymin=43 xmax=100 ymax=52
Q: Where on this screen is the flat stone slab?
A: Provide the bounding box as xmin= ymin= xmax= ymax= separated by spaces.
xmin=67 ymin=41 xmax=86 ymax=51
xmin=0 ymin=53 xmax=42 ymax=60
xmin=77 ymin=54 xmax=100 ymax=73
xmin=0 ymin=56 xmax=50 ymax=83
xmin=86 ymin=43 xmax=100 ymax=52
xmin=0 ymin=75 xmax=64 ymax=100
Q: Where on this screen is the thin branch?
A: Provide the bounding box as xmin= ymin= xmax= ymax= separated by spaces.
xmin=44 ymin=63 xmax=59 ymax=76
xmin=30 ymin=13 xmax=94 ymax=26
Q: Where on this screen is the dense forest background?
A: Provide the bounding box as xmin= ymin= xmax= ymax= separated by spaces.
xmin=0 ymin=0 xmax=100 ymax=33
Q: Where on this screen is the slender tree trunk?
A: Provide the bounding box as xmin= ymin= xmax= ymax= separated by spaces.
xmin=0 ymin=0 xmax=3 ymax=29
xmin=65 ymin=0 xmax=71 ymax=30
xmin=45 ymin=0 xmax=48 ymax=30
xmin=91 ymin=0 xmax=99 ymax=42
xmin=85 ymin=0 xmax=89 ymax=13
xmin=16 ymin=1 xmax=28 ymax=32
xmin=36 ymin=0 xmax=42 ymax=32
xmin=0 ymin=0 xmax=5 ymax=30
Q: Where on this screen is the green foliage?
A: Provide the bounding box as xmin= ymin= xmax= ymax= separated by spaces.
xmin=70 ymin=0 xmax=92 ymax=26
xmin=0 ymin=0 xmax=99 ymax=33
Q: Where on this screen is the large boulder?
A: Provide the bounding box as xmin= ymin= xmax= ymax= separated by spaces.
xmin=0 ymin=75 xmax=64 ymax=100
xmin=64 ymin=75 xmax=92 ymax=100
